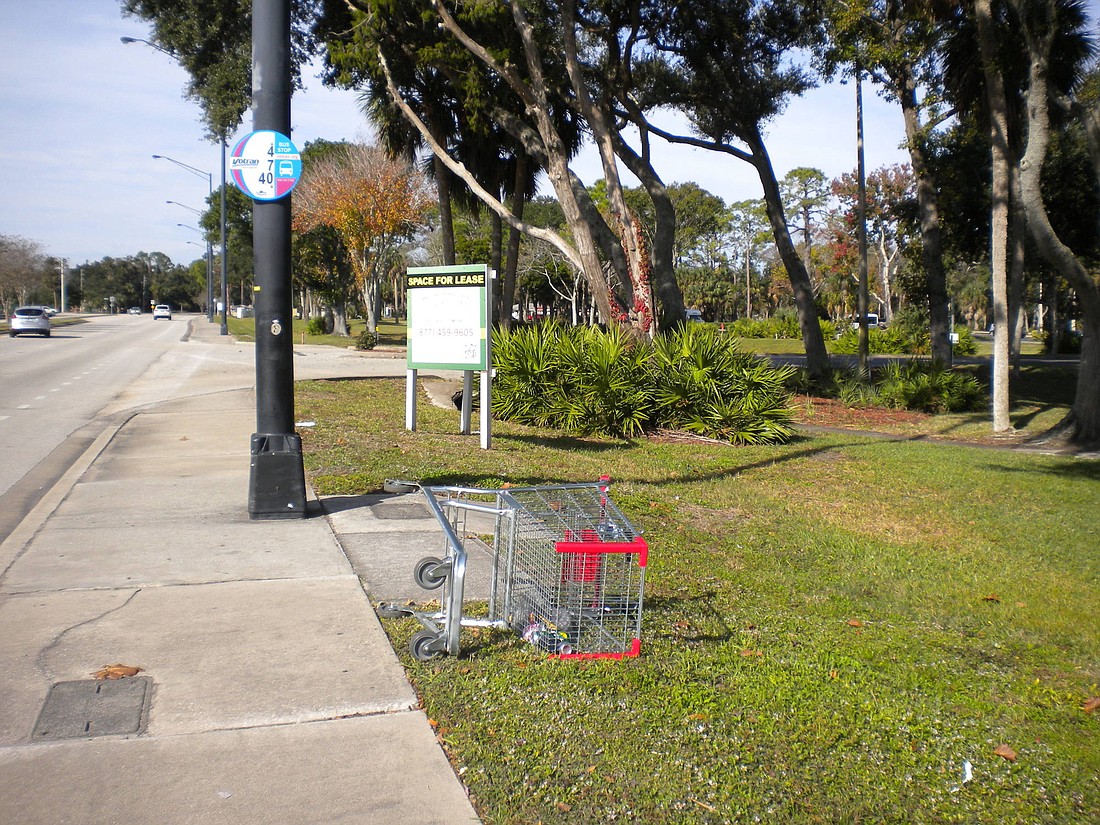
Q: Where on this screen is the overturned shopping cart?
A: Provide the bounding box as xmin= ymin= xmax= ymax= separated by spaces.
xmin=378 ymin=478 xmax=647 ymax=661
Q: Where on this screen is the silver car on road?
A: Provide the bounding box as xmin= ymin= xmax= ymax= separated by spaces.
xmin=9 ymin=306 xmax=51 ymax=338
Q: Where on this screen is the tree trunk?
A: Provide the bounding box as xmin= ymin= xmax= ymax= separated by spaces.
xmin=561 ymin=0 xmax=652 ymax=336
xmin=897 ymin=73 xmax=952 ymax=363
xmin=499 ymin=155 xmax=528 ymax=330
xmin=380 ymin=19 xmax=620 ymax=327
xmin=1011 ymin=0 xmax=1100 ymax=445
xmin=331 ymin=300 xmax=349 ymax=337
xmin=746 ymin=129 xmax=830 ymax=380
xmin=877 ymin=234 xmax=897 ymax=321
xmin=975 ymin=0 xmax=1012 ymax=433
xmin=1008 ymin=192 xmax=1028 ymax=378
xmin=432 ymin=153 xmax=456 ymax=266
xmin=612 ymin=132 xmax=686 ymax=330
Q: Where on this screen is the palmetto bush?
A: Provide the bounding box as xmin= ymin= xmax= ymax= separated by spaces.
xmin=832 ymin=326 xmax=911 ymax=355
xmin=553 ymin=324 xmax=654 ymax=437
xmin=492 ymin=323 xmax=652 ymax=437
xmin=651 ymin=324 xmax=797 ymax=444
xmin=491 ymin=322 xmax=564 ymax=428
xmin=492 ymin=323 xmax=796 ymax=443
xmin=876 ymin=360 xmax=986 ymax=413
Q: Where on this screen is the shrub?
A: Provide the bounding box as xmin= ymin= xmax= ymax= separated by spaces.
xmin=727 ymin=317 xmax=770 ymax=338
xmin=491 ymin=322 xmax=578 ymax=429
xmin=492 ymin=323 xmax=796 ymax=443
xmin=834 ymin=369 xmax=882 ymax=408
xmin=726 ymin=314 xmax=834 ymax=342
xmin=876 ymin=360 xmax=986 ymax=413
xmin=832 ymin=311 xmax=977 ymax=358
xmin=953 ymin=325 xmax=977 ymax=356
xmin=831 ymin=326 xmax=911 ymax=355
xmin=651 ymin=324 xmax=796 ymax=444
xmin=770 ymin=309 xmax=802 ymax=339
xmin=306 ymin=317 xmax=327 ymax=336
xmin=355 ymin=329 xmax=378 ymax=350
xmin=553 ymin=324 xmax=654 ymax=437
xmin=1032 ymin=329 xmax=1082 ymax=354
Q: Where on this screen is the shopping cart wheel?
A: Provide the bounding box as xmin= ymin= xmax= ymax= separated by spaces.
xmin=413 ymin=556 xmax=450 ymax=590
xmin=409 ymin=630 xmax=446 ymax=661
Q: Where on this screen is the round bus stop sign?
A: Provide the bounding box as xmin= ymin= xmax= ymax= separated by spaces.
xmin=230 ymin=130 xmax=301 ymax=201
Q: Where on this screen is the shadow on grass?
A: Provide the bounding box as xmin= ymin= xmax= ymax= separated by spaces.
xmin=644 ymin=590 xmax=736 ymax=644
xmin=978 ymin=460 xmax=1100 ymax=481
xmin=505 ymin=432 xmax=635 ymax=453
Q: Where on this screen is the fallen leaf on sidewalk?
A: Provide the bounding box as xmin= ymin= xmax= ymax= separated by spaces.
xmin=93 ymin=664 xmax=143 ymax=680
xmin=993 ymin=744 xmax=1017 ymax=761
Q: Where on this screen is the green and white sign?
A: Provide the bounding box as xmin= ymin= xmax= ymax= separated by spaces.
xmin=406 ymin=264 xmax=489 ymax=370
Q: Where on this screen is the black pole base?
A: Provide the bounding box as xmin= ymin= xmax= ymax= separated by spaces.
xmin=248 ymin=432 xmax=306 ymax=520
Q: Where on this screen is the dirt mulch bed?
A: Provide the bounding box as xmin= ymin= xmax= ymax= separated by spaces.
xmin=791 ymin=395 xmax=930 ymax=432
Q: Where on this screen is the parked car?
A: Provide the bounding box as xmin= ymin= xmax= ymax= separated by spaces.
xmin=850 ymin=313 xmax=881 ymax=330
xmin=153 ymin=304 xmax=172 ymax=320
xmin=9 ymin=306 xmax=51 ymax=337
xmin=684 ymin=308 xmax=704 ymax=323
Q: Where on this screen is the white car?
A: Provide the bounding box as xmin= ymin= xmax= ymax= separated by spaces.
xmin=9 ymin=306 xmax=51 ymax=337
xmin=153 ymin=305 xmax=172 ymax=320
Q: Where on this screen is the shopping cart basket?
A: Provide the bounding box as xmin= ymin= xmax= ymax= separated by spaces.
xmin=377 ymin=477 xmax=647 ymax=661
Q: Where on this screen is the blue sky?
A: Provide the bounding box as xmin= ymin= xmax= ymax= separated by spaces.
xmin=3 ymin=1 xmax=1095 ymax=270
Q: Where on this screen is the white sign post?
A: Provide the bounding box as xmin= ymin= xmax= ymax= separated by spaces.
xmin=405 ymin=264 xmax=493 ymax=449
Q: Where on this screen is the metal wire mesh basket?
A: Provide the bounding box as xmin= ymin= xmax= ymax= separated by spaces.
xmin=496 ymin=483 xmax=647 ymax=658
xmin=380 ymin=478 xmax=647 ymax=660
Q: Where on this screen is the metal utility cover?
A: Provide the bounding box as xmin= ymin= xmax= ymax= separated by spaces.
xmin=33 ymin=678 xmax=150 ymax=740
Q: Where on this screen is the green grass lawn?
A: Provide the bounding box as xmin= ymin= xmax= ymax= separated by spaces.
xmin=225 ymin=315 xmax=408 ymax=347
xmin=297 ymin=377 xmax=1100 ymax=824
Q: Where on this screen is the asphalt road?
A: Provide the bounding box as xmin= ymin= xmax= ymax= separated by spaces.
xmin=0 ymin=313 xmax=191 ymax=541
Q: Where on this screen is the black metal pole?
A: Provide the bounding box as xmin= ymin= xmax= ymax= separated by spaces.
xmin=248 ymin=0 xmax=305 ymax=519
xmin=220 ymin=137 xmax=229 ymax=335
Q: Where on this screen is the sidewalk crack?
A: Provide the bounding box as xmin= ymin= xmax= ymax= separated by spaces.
xmin=35 ymin=588 xmax=143 ymax=681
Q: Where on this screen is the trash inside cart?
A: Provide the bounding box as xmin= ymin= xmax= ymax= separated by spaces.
xmin=377 ymin=477 xmax=647 ymax=661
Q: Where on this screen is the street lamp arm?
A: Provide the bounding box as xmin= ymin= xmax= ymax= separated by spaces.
xmin=166 ymin=200 xmax=202 ymax=216
xmin=120 ymin=36 xmax=173 ymax=58
xmin=152 ymin=155 xmax=213 ymax=189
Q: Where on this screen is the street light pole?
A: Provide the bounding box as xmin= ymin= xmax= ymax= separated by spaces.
xmin=124 ymin=32 xmax=229 ymax=330
xmin=168 ymin=200 xmax=214 ymax=318
xmin=186 ymin=240 xmax=210 ymax=291
xmin=153 ymin=154 xmax=216 ymax=321
xmin=247 ymin=0 xmax=305 ymax=519
xmin=220 ymin=137 xmax=229 ymax=336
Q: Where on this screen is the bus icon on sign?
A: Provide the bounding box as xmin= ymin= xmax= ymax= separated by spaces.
xmin=277 ymin=160 xmax=294 ymax=177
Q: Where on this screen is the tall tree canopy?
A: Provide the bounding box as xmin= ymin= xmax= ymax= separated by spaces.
xmin=292 ymin=142 xmax=433 ymax=332
xmin=121 ymin=0 xmax=320 ymax=138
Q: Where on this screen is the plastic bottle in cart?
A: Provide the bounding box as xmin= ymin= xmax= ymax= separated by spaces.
xmin=522 ymin=622 xmax=573 ymax=654
xmin=597 ymin=521 xmax=627 ymax=542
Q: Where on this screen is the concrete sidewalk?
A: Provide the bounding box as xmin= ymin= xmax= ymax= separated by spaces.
xmin=0 ymin=319 xmax=479 ymax=823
